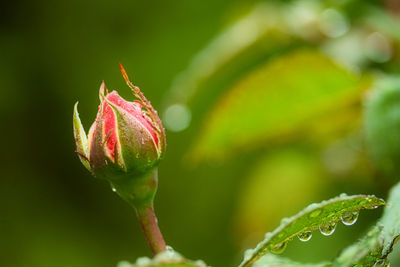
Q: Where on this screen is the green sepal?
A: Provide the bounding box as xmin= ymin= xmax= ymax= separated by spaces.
xmin=73 ymin=102 xmax=91 ymax=171
xmin=99 ymin=81 xmax=107 ymax=102
xmin=111 ymin=168 xmax=158 ymax=209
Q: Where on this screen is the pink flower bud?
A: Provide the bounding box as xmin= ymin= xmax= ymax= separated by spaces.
xmin=73 ymin=65 xmax=166 ymax=180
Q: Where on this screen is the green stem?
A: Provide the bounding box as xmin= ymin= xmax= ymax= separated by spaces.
xmin=136 ymin=204 xmax=167 ymax=255
xmin=111 ymin=169 xmax=166 ymax=255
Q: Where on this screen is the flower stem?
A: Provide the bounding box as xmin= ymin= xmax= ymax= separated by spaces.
xmin=110 ymin=169 xmax=166 ymax=255
xmin=136 ymin=204 xmax=167 ymax=255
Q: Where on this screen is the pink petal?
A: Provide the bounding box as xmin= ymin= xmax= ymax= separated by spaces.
xmin=102 ymin=100 xmax=118 ymax=159
xmin=106 ymin=91 xmax=159 ymax=148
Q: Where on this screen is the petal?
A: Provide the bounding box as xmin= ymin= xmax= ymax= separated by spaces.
xmin=106 ymin=99 xmax=160 ymax=174
xmin=106 ymin=91 xmax=160 ymax=149
xmin=89 ymin=101 xmax=109 ymax=173
xmin=73 ymin=102 xmax=91 ymax=171
xmin=102 ymin=100 xmax=118 ymax=160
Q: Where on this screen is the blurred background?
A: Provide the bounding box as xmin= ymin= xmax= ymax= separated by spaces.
xmin=1 ymin=0 xmax=400 ymax=266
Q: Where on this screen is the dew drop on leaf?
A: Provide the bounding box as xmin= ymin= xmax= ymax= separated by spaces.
xmin=271 ymin=242 xmax=287 ymax=254
xmin=280 ymin=217 xmax=290 ymax=224
xmin=243 ymin=249 xmax=253 ymax=261
xmin=341 ymin=211 xmax=359 ymax=226
xmin=319 ymin=222 xmax=337 ymax=236
xmin=297 ymin=231 xmax=312 ymax=242
xmin=264 ymin=232 xmax=273 ymax=239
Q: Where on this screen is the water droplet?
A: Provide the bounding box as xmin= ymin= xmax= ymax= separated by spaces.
xmin=117 ymin=260 xmax=133 ymax=267
xmin=319 ymin=222 xmax=337 ymax=236
xmin=309 ymin=209 xmax=322 ymax=218
xmin=341 ymin=211 xmax=359 ymax=226
xmin=110 ymin=184 xmax=117 ymax=192
xmin=271 ymin=242 xmax=287 ymax=254
xmin=280 ymin=217 xmax=290 ymax=225
xmin=297 ymin=231 xmax=312 ymax=242
xmin=135 ymin=257 xmax=151 ymax=266
xmin=166 ymin=245 xmax=174 ymax=252
xmin=243 ymin=249 xmax=253 ymax=261
xmin=339 ymin=193 xmax=348 ymax=198
xmin=264 ymin=232 xmax=273 ymax=239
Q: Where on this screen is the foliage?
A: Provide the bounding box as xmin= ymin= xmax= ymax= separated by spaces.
xmin=117 ymin=250 xmax=207 ymax=267
xmin=4 ymin=0 xmax=400 ymax=266
xmin=364 ymin=77 xmax=400 ymax=177
xmin=239 ymin=195 xmax=385 ymax=267
xmin=189 ymin=50 xmax=368 ymax=162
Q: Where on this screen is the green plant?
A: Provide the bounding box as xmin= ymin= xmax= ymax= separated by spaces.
xmin=72 ymin=1 xmax=400 ymax=266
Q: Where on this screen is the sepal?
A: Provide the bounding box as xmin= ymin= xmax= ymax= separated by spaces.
xmin=99 ymin=81 xmax=108 ymax=102
xmin=73 ymin=102 xmax=91 ymax=171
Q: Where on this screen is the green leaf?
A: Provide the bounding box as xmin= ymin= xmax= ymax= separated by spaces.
xmin=234 ymin=149 xmax=327 ymax=242
xmin=164 ymin=2 xmax=295 ymax=107
xmin=117 ymin=250 xmax=207 ymax=267
xmin=332 ymin=226 xmax=385 ymax=267
xmin=239 ymin=194 xmax=385 ymax=267
xmin=118 ymin=263 xmax=200 ymax=267
xmin=251 ymin=254 xmax=330 ymax=267
xmin=189 ymin=50 xmax=368 ymax=162
xmin=332 ymin=182 xmax=400 ymax=267
xmin=364 ymin=76 xmax=400 ymax=176
xmin=380 ymin=182 xmax=400 ymax=256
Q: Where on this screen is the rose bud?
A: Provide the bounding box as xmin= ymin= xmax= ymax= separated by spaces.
xmin=73 ymin=64 xmax=166 ymax=207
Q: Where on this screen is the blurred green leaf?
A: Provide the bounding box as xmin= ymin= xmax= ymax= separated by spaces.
xmin=364 ymin=76 xmax=400 ymax=177
xmin=380 ymin=181 xmax=400 ymax=257
xmin=239 ymin=194 xmax=385 ymax=267
xmin=119 ymin=264 xmax=201 ymax=267
xmin=363 ymin=6 xmax=400 ymax=42
xmin=189 ymin=50 xmax=368 ymax=162
xmin=234 ymin=149 xmax=326 ymax=242
xmin=332 ymin=226 xmax=385 ymax=267
xmin=117 ymin=251 xmax=207 ymax=267
xmin=164 ymin=2 xmax=296 ymax=107
xmin=252 ymin=254 xmax=330 ymax=267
